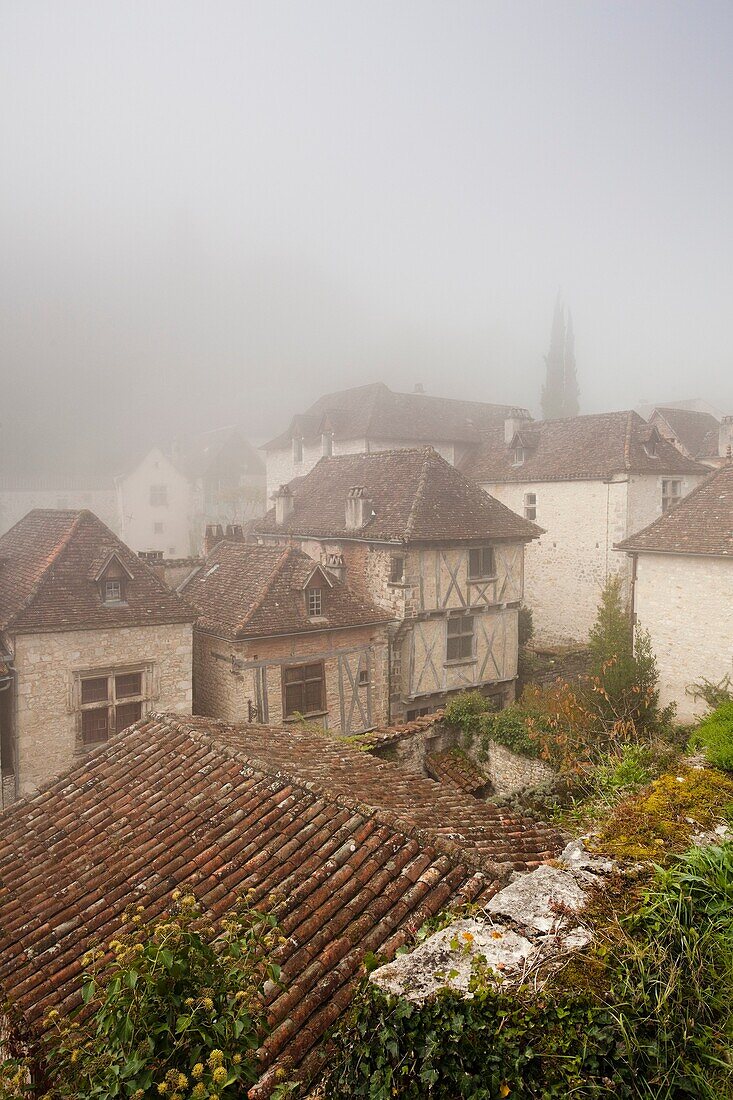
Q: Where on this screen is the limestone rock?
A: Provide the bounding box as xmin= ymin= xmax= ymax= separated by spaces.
xmin=485 ymin=863 xmax=592 ymax=949
xmin=370 ymin=918 xmax=537 ymax=1002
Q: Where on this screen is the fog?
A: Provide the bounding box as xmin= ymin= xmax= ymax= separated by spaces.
xmin=1 ymin=0 xmax=732 ymax=474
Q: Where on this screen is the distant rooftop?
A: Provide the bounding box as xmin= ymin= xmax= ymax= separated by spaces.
xmin=617 ymin=462 xmax=733 ymax=557
xmin=263 ymin=381 xmax=529 ymax=450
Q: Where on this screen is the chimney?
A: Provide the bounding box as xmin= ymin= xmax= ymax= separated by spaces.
xmin=323 ymin=550 xmax=345 ymax=582
xmin=414 ymin=383 xmax=425 ymax=394
xmin=504 ymin=414 xmax=526 ymax=445
xmin=225 ymin=524 xmax=243 ymax=540
xmin=203 ymin=523 xmax=225 ymax=556
xmin=273 ymin=485 xmax=295 ymax=526
xmin=719 ymin=416 xmax=733 ymax=460
xmin=345 ymin=486 xmax=371 ymax=530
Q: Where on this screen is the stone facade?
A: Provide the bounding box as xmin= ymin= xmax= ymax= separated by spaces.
xmin=629 ymin=553 xmax=733 ymax=723
xmin=10 ymin=622 xmax=192 ymax=798
xmin=193 ymin=623 xmax=390 ymax=734
xmin=482 ymin=473 xmax=704 ymax=644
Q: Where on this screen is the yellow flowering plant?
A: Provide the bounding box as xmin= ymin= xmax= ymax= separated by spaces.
xmin=20 ymin=892 xmax=284 ymax=1099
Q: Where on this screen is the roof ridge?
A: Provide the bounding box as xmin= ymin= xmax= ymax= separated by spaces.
xmin=1 ymin=510 xmax=89 ymax=634
xmin=166 ymin=715 xmax=513 ymax=878
xmin=234 ymin=543 xmax=295 ymax=637
xmin=403 ymin=448 xmax=432 ymax=542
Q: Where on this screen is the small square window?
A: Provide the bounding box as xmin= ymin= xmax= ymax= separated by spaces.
xmin=154 ymin=522 xmax=164 ymax=534
xmin=283 ymin=662 xmax=325 ymax=717
xmin=524 ymin=493 xmax=537 ymax=521
xmin=390 ymin=555 xmax=405 ymax=583
xmin=358 ymin=668 xmax=369 ymax=686
xmin=468 ymin=547 xmax=495 ymax=580
xmin=150 ymin=485 xmax=168 ymax=506
xmin=307 ymin=588 xmax=322 ymax=617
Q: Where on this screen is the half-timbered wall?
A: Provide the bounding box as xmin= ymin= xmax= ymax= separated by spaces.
xmin=193 ymin=624 xmax=390 ymax=735
xmin=402 ymin=607 xmax=518 ymax=701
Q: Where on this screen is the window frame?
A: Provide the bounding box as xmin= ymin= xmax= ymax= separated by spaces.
xmin=468 ymin=546 xmax=496 ymax=581
xmin=661 ymin=478 xmax=682 ymax=513
xmin=511 ymin=446 xmax=525 ymax=467
xmin=446 ymin=614 xmax=475 ymax=663
xmin=306 ymin=587 xmax=323 ymax=617
xmin=523 ymin=492 xmax=537 ymax=521
xmin=389 ymin=554 xmax=406 ymax=584
xmin=75 ymin=666 xmax=151 ymax=750
xmin=281 ymin=661 xmax=326 ymax=719
xmin=292 ymin=436 xmax=304 ymax=463
xmin=103 ymin=578 xmax=124 ymax=604
xmin=149 ymin=484 xmax=168 ymax=507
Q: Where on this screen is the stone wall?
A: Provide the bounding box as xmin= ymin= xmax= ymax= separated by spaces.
xmin=12 ymin=622 xmax=192 ymax=797
xmin=193 ymin=623 xmax=391 ymax=734
xmin=480 ymin=739 xmax=556 ymax=795
xmin=519 ymin=644 xmax=592 ymax=691
xmin=630 ymin=551 xmax=733 ymax=723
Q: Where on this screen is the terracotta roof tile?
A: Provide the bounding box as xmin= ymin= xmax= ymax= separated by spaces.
xmin=617 ymin=462 xmax=733 ymax=556
xmin=0 ymin=510 xmax=194 ymax=634
xmin=181 ymin=541 xmax=392 ymax=640
xmin=255 ymin=448 xmax=541 ymax=543
xmin=0 ymin=714 xmax=561 ymax=1095
xmin=651 ymin=407 xmax=720 ymax=460
xmin=426 ymin=749 xmax=490 ymax=796
xmin=464 ymin=410 xmax=708 ymax=483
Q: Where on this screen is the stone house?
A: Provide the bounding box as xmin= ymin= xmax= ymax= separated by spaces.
xmin=0 ymin=510 xmax=194 ymax=804
xmin=254 ymin=448 xmax=541 ymax=720
xmin=616 ymin=462 xmax=733 ymax=723
xmin=648 ymin=407 xmax=732 ymax=469
xmin=262 ymin=381 xmax=529 ymax=499
xmin=181 ymin=536 xmax=393 ymax=734
xmin=0 ymin=712 xmax=560 ymax=1095
xmin=464 ymin=410 xmax=708 ymax=645
xmin=116 ymin=427 xmax=265 ymax=559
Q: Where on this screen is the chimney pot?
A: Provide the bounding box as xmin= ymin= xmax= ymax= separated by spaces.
xmin=203 ymin=523 xmax=225 ymax=557
xmin=719 ymin=416 xmax=733 ymax=459
xmin=273 ymin=485 xmax=295 ymax=526
xmin=345 ymin=486 xmax=371 ymax=529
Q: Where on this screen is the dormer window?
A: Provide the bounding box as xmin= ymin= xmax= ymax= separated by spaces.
xmin=293 ymin=436 xmax=303 ymax=463
xmin=322 ymin=432 xmax=333 ymax=457
xmin=512 ymin=446 xmax=525 ymax=467
xmin=644 ymin=439 xmax=658 ymax=458
xmin=104 ymin=579 xmax=124 ymax=604
xmin=307 ymin=588 xmax=323 ymax=617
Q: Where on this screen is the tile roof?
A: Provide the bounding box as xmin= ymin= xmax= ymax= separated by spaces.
xmin=616 ymin=462 xmax=733 ymax=557
xmin=263 ymin=382 xmax=528 ymax=450
xmin=650 ymin=407 xmax=721 ymax=460
xmin=0 ymin=714 xmax=562 ymax=1096
xmin=181 ymin=541 xmax=393 ymax=640
xmin=0 ymin=510 xmax=195 ymax=635
xmin=255 ymin=448 xmax=542 ymax=544
xmin=426 ymin=749 xmax=490 ymax=796
xmin=464 ymin=411 xmax=709 ymax=483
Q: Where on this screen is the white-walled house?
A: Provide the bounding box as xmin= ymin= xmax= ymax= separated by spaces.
xmin=648 ymin=407 xmax=732 ymax=469
xmin=262 ymin=381 xmax=529 ymax=499
xmin=0 ymin=475 xmax=118 ymax=538
xmin=616 ymin=463 xmax=733 ymax=724
xmin=116 ymin=428 xmax=265 ymax=558
xmin=464 ymin=411 xmax=708 ymax=644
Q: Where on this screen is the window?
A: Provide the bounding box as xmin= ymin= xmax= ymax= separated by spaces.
xmin=282 ymin=663 xmax=325 ymax=718
xmin=390 ymin=555 xmax=405 ymax=583
xmin=446 ymin=615 xmax=474 ymax=661
xmin=138 ymin=550 xmax=163 ymax=562
xmin=468 ymin=546 xmax=495 ymax=580
xmin=524 ymin=492 xmax=537 ymax=521
xmin=322 ymin=432 xmax=333 ymax=457
xmin=358 ymin=668 xmax=369 ymax=686
xmin=662 ymin=479 xmax=682 ymax=513
xmin=104 ymin=579 xmax=124 ymax=604
xmin=150 ymin=485 xmax=168 ymax=506
xmin=512 ymin=446 xmax=525 ymax=467
xmin=77 ymin=668 xmax=148 ymax=748
xmin=154 ymin=522 xmax=164 ymax=534
xmin=293 ymin=436 xmax=303 ymax=463
xmin=307 ymin=588 xmax=323 ymax=617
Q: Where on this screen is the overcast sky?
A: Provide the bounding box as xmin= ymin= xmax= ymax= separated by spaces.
xmin=1 ymin=1 xmax=731 ymax=472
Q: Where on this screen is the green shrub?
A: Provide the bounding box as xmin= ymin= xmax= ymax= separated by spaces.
xmin=591 ymin=743 xmax=654 ymax=798
xmin=6 ymin=893 xmax=283 ymax=1099
xmin=443 ymin=691 xmax=492 ymax=732
xmin=478 ymin=705 xmax=546 ymax=759
xmin=690 ymin=701 xmax=733 ymax=771
xmin=687 ymin=675 xmax=733 ymax=713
